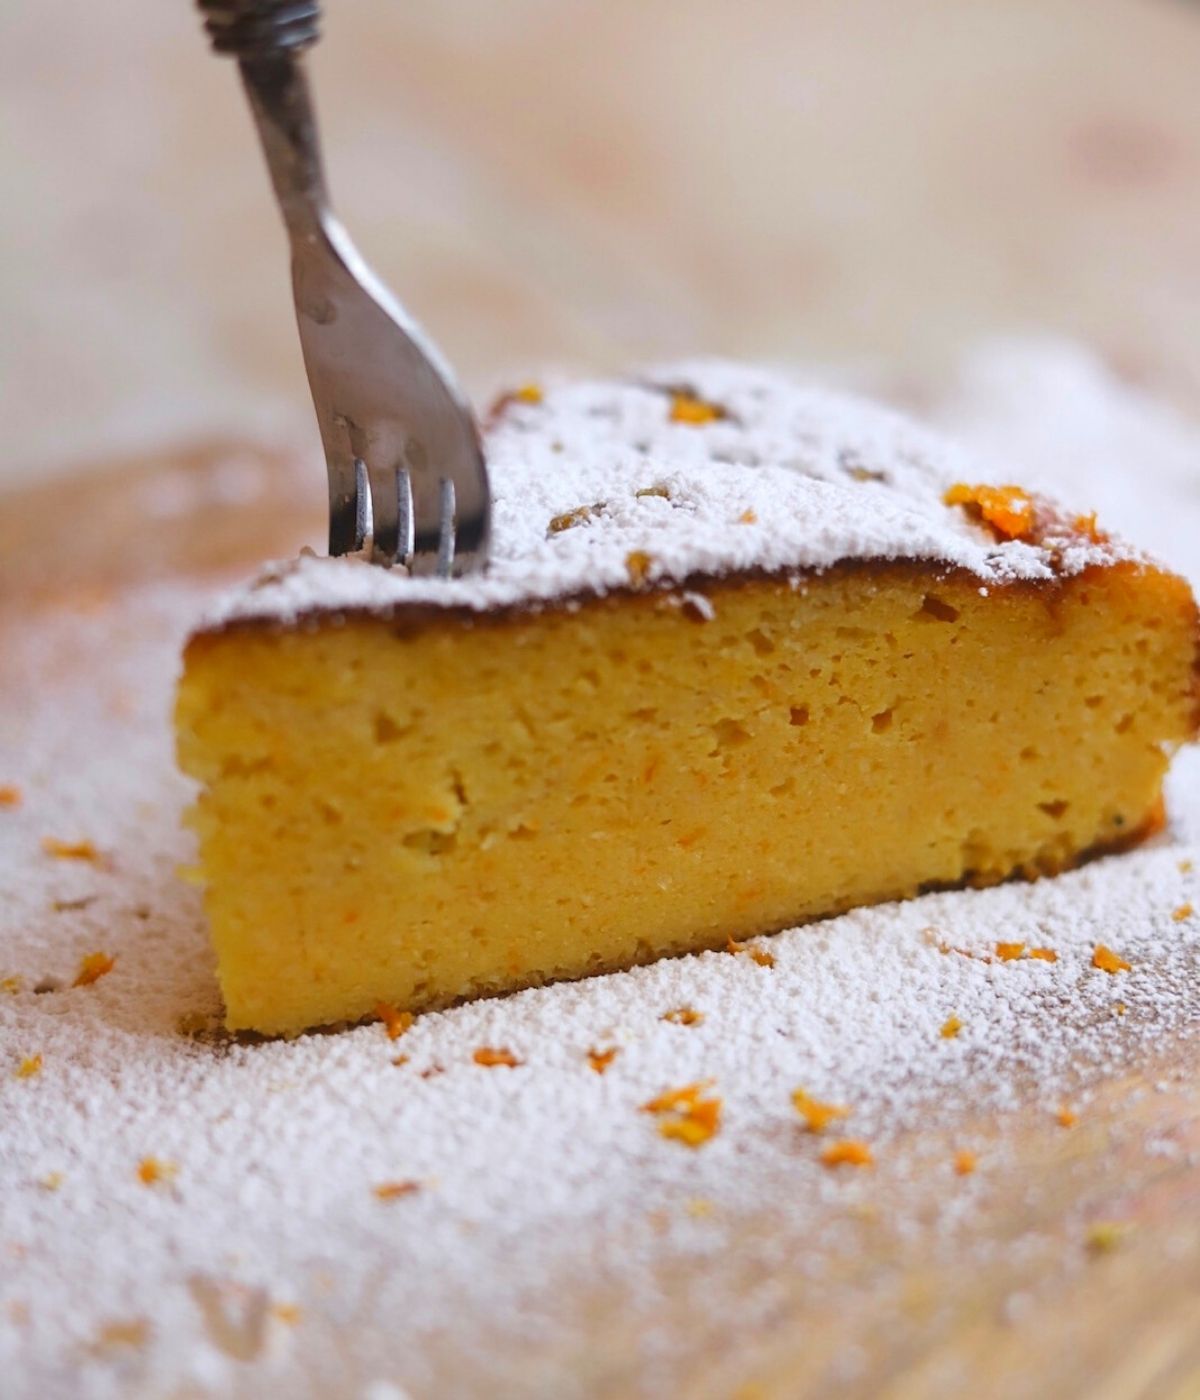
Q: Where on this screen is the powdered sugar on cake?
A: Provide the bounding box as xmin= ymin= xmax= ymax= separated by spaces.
xmin=204 ymin=361 xmax=1137 ymax=630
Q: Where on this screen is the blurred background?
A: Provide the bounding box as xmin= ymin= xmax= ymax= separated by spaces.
xmin=4 ymin=0 xmax=1200 ymax=486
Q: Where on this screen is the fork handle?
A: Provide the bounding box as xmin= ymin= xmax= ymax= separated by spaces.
xmin=196 ymin=1 xmax=328 ymax=241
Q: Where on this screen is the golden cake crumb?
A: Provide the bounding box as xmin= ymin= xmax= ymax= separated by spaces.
xmin=726 ymin=937 xmax=775 ymax=967
xmin=944 ymin=482 xmax=1035 ymax=540
xmin=939 ymin=1016 xmax=963 ymax=1040
xmin=954 ymin=1150 xmax=977 ymax=1176
xmin=391 ymin=1054 xmax=410 ymax=1068
xmin=1180 ymin=859 xmax=1194 ymax=874
xmin=668 ymin=391 xmax=725 ymax=426
xmin=473 ymin=1046 xmax=521 ymax=1068
xmin=662 ymin=1007 xmax=704 ymax=1026
xmin=587 ymin=1046 xmax=619 ymax=1074
xmin=41 ymin=836 xmax=99 ymax=862
xmin=137 ymin=1157 xmax=177 ymax=1186
xmin=374 ymin=1003 xmax=413 ymax=1041
xmin=1115 ymin=1002 xmax=1127 ymax=1017
xmin=548 ymin=504 xmax=602 ymax=534
xmin=374 ymin=1180 xmax=420 ymax=1201
xmin=792 ymin=1088 xmax=850 ymax=1133
xmin=73 ymin=951 xmax=116 ymax=987
xmin=1073 ymin=512 xmax=1107 ymax=543
xmin=1172 ymin=903 xmax=1194 ymax=922
xmin=1086 ymin=1221 xmax=1130 ymax=1254
xmin=1056 ymin=1106 xmax=1078 ymax=1128
xmin=1029 ymin=946 xmax=1059 ymax=962
xmin=995 ymin=941 xmax=1026 ymax=962
xmin=821 ymin=1139 xmax=874 ymax=1168
xmin=16 ymin=1055 xmax=42 ymax=1079
xmin=1 ymin=976 xmax=20 ymax=995
xmin=625 ymin=550 xmax=653 ymax=586
xmin=1092 ymin=944 xmax=1131 ymax=974
xmin=0 ymin=785 xmax=21 ymax=808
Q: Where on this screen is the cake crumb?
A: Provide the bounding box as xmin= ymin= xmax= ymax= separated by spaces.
xmin=390 ymin=1054 xmax=410 ymax=1068
xmin=1 ymin=976 xmax=20 ymax=995
xmin=944 ymin=482 xmax=1035 ymax=540
xmin=1086 ymin=1221 xmax=1131 ymax=1254
xmin=940 ymin=1016 xmax=963 ymax=1040
xmin=792 ymin=1089 xmax=850 ymax=1133
xmin=16 ymin=1054 xmax=42 ymax=1079
xmin=668 ymin=391 xmax=725 ymax=426
xmin=587 ymin=1046 xmax=619 ymax=1074
xmin=1093 ymin=944 xmax=1131 ymax=974
xmin=726 ymin=937 xmax=775 ymax=966
xmin=625 ymin=551 xmax=653 ymax=586
xmin=954 ymin=1150 xmax=977 ymax=1176
xmin=1115 ymin=1002 xmax=1127 ymax=1017
xmin=821 ymin=1140 xmax=873 ymax=1169
xmin=73 ymin=951 xmax=115 ymax=987
xmin=374 ymin=1003 xmax=413 ymax=1042
xmin=995 ymin=942 xmax=1026 ymax=962
xmin=473 ymin=1047 xmax=522 ymax=1068
xmin=137 ymin=1157 xmax=177 ymax=1186
xmin=0 ymin=785 xmax=21 ymax=808
xmin=662 ymin=1007 xmax=704 ymax=1026
xmin=41 ymin=836 xmax=99 ymax=862
xmin=374 ymin=1181 xmax=421 ymax=1201
xmin=549 ymin=504 xmax=601 ymax=535
xmin=1171 ymin=903 xmax=1194 ymax=922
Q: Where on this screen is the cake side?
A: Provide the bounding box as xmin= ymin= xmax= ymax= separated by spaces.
xmin=177 ymin=557 xmax=1200 ymax=1035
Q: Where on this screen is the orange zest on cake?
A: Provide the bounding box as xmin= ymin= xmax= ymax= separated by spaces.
xmin=1172 ymin=903 xmax=1194 ymax=922
xmin=792 ymin=1089 xmax=850 ymax=1133
xmin=643 ymin=1080 xmax=722 ymax=1147
xmin=939 ymin=1016 xmax=963 ymax=1040
xmin=586 ymin=1046 xmax=619 ymax=1074
xmin=820 ymin=1139 xmax=873 ymax=1168
xmin=374 ymin=1003 xmax=413 ymax=1041
xmin=73 ymin=951 xmax=115 ymax=987
xmin=137 ymin=1157 xmax=177 ymax=1186
xmin=42 ymin=837 xmax=99 ymax=863
xmin=174 ymin=363 xmax=1200 ymax=1034
xmin=373 ymin=1180 xmax=421 ymax=1201
xmin=1092 ymin=945 xmax=1131 ymax=975
xmin=1056 ymin=1106 xmax=1078 ymax=1128
xmin=662 ymin=1007 xmax=704 ymax=1026
xmin=954 ymin=1149 xmax=977 ymax=1176
xmin=473 ymin=1046 xmax=521 ymax=1068
xmin=15 ymin=1055 xmax=42 ymax=1079
xmin=0 ymin=785 xmax=21 ymax=808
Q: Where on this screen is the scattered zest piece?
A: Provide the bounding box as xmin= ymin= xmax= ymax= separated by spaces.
xmin=390 ymin=1054 xmax=410 ymax=1068
xmin=374 ymin=1002 xmax=413 ymax=1041
xmin=1179 ymin=859 xmax=1194 ymax=874
xmin=1056 ymin=1106 xmax=1078 ymax=1129
xmin=1172 ymin=903 xmax=1194 ymax=923
xmin=944 ymin=483 xmax=1035 ymax=540
xmin=137 ymin=1157 xmax=177 ymax=1186
xmin=669 ymin=391 xmax=724 ymax=426
xmin=995 ymin=941 xmax=1026 ymax=962
xmin=954 ymin=1149 xmax=977 ymax=1176
xmin=42 ymin=836 xmax=99 ymax=862
xmin=940 ymin=1016 xmax=963 ymax=1040
xmin=1029 ymin=946 xmax=1058 ymax=963
xmin=271 ymin=1303 xmax=302 ymax=1325
xmin=0 ymin=785 xmax=21 ymax=808
xmin=513 ymin=382 xmax=542 ymax=405
xmin=95 ymin=1320 xmax=149 ymax=1351
xmin=1114 ymin=1002 xmax=1127 ymax=1017
xmin=726 ymin=937 xmax=775 ymax=967
xmin=792 ymin=1089 xmax=850 ymax=1134
xmin=38 ymin=1172 xmax=64 ymax=1192
xmin=1093 ymin=944 xmax=1131 ymax=975
xmin=625 ymin=550 xmax=653 ymax=586
xmin=587 ymin=1046 xmax=619 ymax=1075
xmin=16 ymin=1055 xmax=42 ymax=1079
xmin=1086 ymin=1221 xmax=1131 ymax=1254
xmin=473 ymin=1046 xmax=521 ymax=1068
xmin=549 ymin=503 xmax=602 ymax=534
xmin=374 ymin=1180 xmax=420 ymax=1201
xmin=1 ymin=977 xmax=20 ymax=995
xmin=821 ymin=1139 xmax=873 ymax=1169
xmin=738 ymin=508 xmax=758 ymax=524
xmin=73 ymin=951 xmax=115 ymax=988
xmin=643 ymin=1080 xmax=722 ymax=1148
xmin=662 ymin=1007 xmax=704 ymax=1027
xmin=1072 ymin=511 xmax=1107 ymax=543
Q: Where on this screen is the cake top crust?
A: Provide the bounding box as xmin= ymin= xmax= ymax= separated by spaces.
xmin=203 ymin=360 xmax=1136 ymax=629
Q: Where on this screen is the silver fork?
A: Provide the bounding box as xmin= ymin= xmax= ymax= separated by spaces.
xmin=196 ymin=0 xmax=490 ymax=575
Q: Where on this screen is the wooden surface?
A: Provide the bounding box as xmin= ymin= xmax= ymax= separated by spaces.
xmin=6 ymin=0 xmax=1200 ymax=484
xmin=2 ymin=444 xmax=1198 ymax=1400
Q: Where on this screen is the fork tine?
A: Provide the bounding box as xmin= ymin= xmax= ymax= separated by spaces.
xmin=435 ymin=478 xmax=456 ymax=577
xmin=353 ymin=458 xmax=371 ymax=550
xmin=326 ymin=451 xmax=360 ymax=556
xmin=395 ymin=466 xmax=415 ymax=568
xmin=366 ymin=459 xmax=400 ymax=564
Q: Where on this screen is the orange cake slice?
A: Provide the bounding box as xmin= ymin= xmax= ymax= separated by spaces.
xmin=175 ymin=364 xmax=1200 ymax=1034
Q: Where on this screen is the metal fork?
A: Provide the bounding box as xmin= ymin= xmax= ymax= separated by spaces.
xmin=196 ymin=0 xmax=490 ymax=575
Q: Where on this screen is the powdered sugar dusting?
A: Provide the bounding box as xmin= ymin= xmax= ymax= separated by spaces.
xmin=205 ymin=361 xmax=1135 ymax=630
xmin=1 ymin=346 xmax=1198 ymax=1399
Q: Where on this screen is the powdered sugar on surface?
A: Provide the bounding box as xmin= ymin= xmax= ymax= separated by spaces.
xmin=205 ymin=360 xmax=1137 ymax=630
xmin=0 ymin=345 xmax=1198 ymax=1400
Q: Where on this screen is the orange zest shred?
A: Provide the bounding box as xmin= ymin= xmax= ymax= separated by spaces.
xmin=821 ymin=1139 xmax=873 ymax=1169
xmin=271 ymin=1303 xmax=302 ymax=1325
xmin=73 ymin=952 xmax=115 ymax=988
xmin=1 ymin=977 xmax=20 ymax=995
xmin=42 ymin=836 xmax=99 ymax=862
xmin=668 ymin=391 xmax=725 ymax=426
xmin=16 ymin=1055 xmax=42 ymax=1079
xmin=137 ymin=1157 xmax=177 ymax=1186
xmin=642 ymin=1080 xmax=713 ymax=1115
xmin=549 ymin=505 xmax=596 ymax=534
xmin=0 ymin=785 xmax=21 ymax=808
xmin=726 ymin=936 xmax=775 ymax=967
xmin=1056 ymin=1106 xmax=1078 ymax=1128
xmin=944 ymin=482 xmax=1035 ymax=540
xmin=1086 ymin=1221 xmax=1130 ymax=1254
xmin=625 ymin=550 xmax=653 ymax=586
xmin=662 ymin=1007 xmax=704 ymax=1026
xmin=513 ymin=383 xmax=542 ymax=405
xmin=587 ymin=1046 xmax=619 ymax=1075
xmin=1092 ymin=944 xmax=1131 ymax=975
xmin=1172 ymin=903 xmax=1194 ymax=923
xmin=643 ymin=1080 xmax=723 ymax=1147
xmin=995 ymin=942 xmax=1027 ymax=962
xmin=940 ymin=1016 xmax=963 ymax=1040
xmin=954 ymin=1149 xmax=977 ymax=1176
xmin=738 ymin=509 xmax=758 ymax=524
xmin=374 ymin=1180 xmax=420 ymax=1201
xmin=473 ymin=1046 xmax=521 ymax=1068
xmin=374 ymin=1003 xmax=413 ymax=1041
xmin=391 ymin=1054 xmax=410 ymax=1068
xmin=1029 ymin=946 xmax=1059 ymax=963
xmin=1073 ymin=512 xmax=1107 ymax=543
xmin=792 ymin=1088 xmax=850 ymax=1133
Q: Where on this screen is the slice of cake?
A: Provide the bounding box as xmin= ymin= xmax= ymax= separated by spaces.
xmin=175 ymin=364 xmax=1200 ymax=1035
